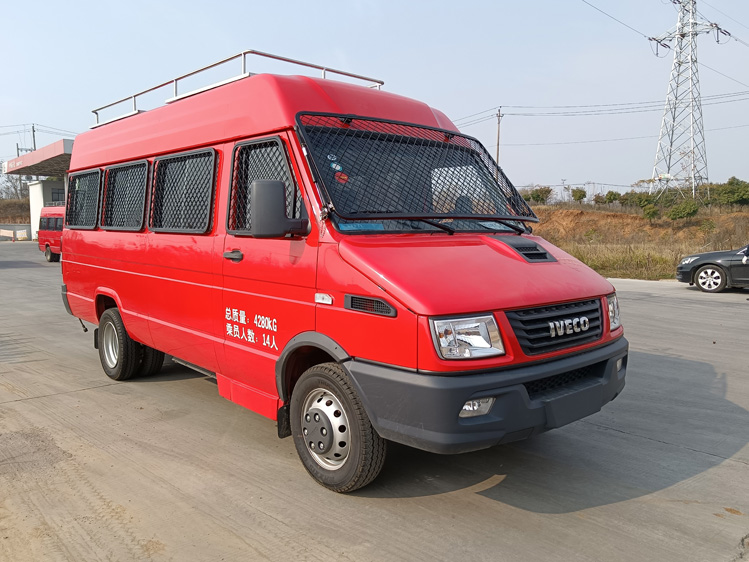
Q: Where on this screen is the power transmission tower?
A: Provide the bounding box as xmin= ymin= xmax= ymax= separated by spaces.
xmin=651 ymin=0 xmax=717 ymax=198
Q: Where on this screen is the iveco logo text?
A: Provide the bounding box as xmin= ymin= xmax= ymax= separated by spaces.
xmin=549 ymin=316 xmax=590 ymax=338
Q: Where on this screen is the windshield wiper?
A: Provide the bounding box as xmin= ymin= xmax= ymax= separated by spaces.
xmin=411 ymin=218 xmax=455 ymax=234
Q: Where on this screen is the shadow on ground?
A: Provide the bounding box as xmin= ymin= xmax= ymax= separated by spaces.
xmin=357 ymin=351 xmax=748 ymax=512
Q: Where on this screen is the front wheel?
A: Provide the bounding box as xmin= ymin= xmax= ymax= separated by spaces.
xmin=44 ymin=246 xmax=53 ymax=262
xmin=695 ymin=265 xmax=726 ymax=293
xmin=290 ymin=363 xmax=386 ymax=492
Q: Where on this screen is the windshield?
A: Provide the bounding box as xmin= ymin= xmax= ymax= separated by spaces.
xmin=297 ymin=114 xmax=537 ymax=233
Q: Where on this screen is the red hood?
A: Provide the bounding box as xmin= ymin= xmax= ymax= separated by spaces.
xmin=337 ymin=234 xmax=614 ymax=316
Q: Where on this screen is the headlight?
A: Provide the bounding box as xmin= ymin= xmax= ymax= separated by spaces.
xmin=431 ymin=315 xmax=505 ymax=360
xmin=607 ymin=293 xmax=621 ymax=332
xmin=680 ymin=256 xmax=698 ymax=265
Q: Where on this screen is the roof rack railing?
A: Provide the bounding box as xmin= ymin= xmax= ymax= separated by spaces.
xmin=91 ymin=49 xmax=385 ymax=129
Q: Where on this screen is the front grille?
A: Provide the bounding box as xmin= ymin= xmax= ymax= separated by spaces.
xmin=523 ymin=365 xmax=597 ymax=400
xmin=506 ymin=299 xmax=603 ymax=355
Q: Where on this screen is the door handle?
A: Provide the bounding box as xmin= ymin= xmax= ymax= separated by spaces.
xmin=223 ymin=250 xmax=244 ymax=263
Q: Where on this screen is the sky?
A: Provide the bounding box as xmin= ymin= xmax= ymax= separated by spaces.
xmin=1 ymin=0 xmax=748 ymax=197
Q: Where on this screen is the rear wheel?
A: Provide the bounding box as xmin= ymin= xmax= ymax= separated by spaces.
xmin=50 ymin=252 xmax=60 ymax=263
xmin=98 ymin=308 xmax=140 ymax=381
xmin=695 ymin=265 xmax=726 ymax=293
xmin=137 ymin=346 xmax=165 ymax=377
xmin=44 ymin=246 xmax=53 ymax=262
xmin=290 ymin=363 xmax=386 ymax=492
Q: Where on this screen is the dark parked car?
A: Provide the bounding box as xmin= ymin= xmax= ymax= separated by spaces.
xmin=676 ymin=244 xmax=749 ymax=293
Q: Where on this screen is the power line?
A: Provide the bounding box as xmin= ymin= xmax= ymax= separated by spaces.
xmin=699 ymin=62 xmax=749 ymax=88
xmin=701 ymin=0 xmax=749 ymax=32
xmin=489 ymin=123 xmax=749 ymax=149
xmin=456 ymin=92 xmax=749 ymax=128
xmin=580 ymin=0 xmax=651 ymax=39
xmin=453 ymin=90 xmax=749 ymax=126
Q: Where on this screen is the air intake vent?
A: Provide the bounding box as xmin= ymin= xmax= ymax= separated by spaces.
xmin=344 ymin=295 xmax=397 ymax=317
xmin=492 ymin=236 xmax=556 ymax=262
xmin=523 ymin=365 xmax=599 ymax=400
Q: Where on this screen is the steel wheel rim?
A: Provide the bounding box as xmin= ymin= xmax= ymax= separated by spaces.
xmin=102 ymin=322 xmax=119 ymax=369
xmin=698 ymin=268 xmax=721 ymax=290
xmin=301 ymin=388 xmax=350 ymax=470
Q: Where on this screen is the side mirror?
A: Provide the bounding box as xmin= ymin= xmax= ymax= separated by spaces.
xmin=250 ymin=180 xmax=309 ymax=239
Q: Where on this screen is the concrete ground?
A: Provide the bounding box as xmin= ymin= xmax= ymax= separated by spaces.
xmin=0 ymin=241 xmax=747 ymax=562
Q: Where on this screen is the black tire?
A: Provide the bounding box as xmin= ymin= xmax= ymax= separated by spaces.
xmin=137 ymin=346 xmax=165 ymax=377
xmin=50 ymin=252 xmax=60 ymax=263
xmin=695 ymin=265 xmax=726 ymax=293
xmin=290 ymin=363 xmax=386 ymax=493
xmin=44 ymin=246 xmax=53 ymax=262
xmin=98 ymin=308 xmax=140 ymax=381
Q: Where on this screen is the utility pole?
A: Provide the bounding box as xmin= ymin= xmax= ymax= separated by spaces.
xmin=495 ymin=108 xmax=502 ymax=166
xmin=651 ymin=0 xmax=716 ymax=198
xmin=32 ymin=124 xmax=37 ymax=151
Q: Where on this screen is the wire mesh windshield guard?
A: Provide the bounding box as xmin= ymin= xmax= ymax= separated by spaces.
xmin=297 ymin=114 xmax=536 ymax=230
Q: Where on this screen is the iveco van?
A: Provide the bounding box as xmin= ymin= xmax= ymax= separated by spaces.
xmin=38 ymin=204 xmax=64 ymax=261
xmin=62 ymin=51 xmax=628 ymax=492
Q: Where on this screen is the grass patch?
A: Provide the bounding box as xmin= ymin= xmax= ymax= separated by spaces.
xmin=558 ymin=242 xmax=695 ymax=280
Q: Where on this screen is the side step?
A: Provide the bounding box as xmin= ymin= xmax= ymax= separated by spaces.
xmin=171 ymin=357 xmax=215 ymax=378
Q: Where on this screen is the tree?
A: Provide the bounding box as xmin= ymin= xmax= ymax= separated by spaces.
xmin=642 ymin=204 xmax=659 ymax=223
xmin=530 ymin=186 xmax=553 ymax=204
xmin=593 ymin=194 xmax=606 ymax=205
xmin=0 ymin=166 xmax=28 ymax=200
xmin=666 ymin=199 xmax=699 ymax=221
xmin=604 ymin=190 xmax=620 ymax=205
xmin=518 ymin=187 xmax=533 ymax=202
xmin=571 ymin=188 xmax=586 ymax=204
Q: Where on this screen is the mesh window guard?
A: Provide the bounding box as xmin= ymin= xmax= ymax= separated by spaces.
xmin=228 ymin=138 xmax=300 ymax=233
xmin=66 ymin=171 xmax=101 ymax=229
xmin=297 ymin=114 xmax=536 ymax=230
xmin=149 ymin=150 xmax=216 ymax=233
xmin=100 ymin=161 xmax=148 ymax=230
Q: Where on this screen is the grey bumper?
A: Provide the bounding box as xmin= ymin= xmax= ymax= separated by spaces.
xmin=344 ymin=337 xmax=628 ymax=455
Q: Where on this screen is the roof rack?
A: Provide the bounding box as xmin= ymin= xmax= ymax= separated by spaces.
xmin=91 ymin=50 xmax=384 ymax=129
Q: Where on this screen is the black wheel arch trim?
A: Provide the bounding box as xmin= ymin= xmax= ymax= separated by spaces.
xmin=275 ymin=332 xmax=351 ymax=401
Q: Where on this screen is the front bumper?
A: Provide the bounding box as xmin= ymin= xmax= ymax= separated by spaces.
xmin=344 ymin=337 xmax=628 ymax=454
xmin=675 ymin=265 xmax=692 ymax=283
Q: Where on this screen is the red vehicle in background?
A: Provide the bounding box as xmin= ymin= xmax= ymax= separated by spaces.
xmin=61 ymin=51 xmax=628 ymax=492
xmin=38 ymin=204 xmax=64 ymax=262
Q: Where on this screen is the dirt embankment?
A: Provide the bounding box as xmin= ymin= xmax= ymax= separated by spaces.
xmin=533 ymin=207 xmax=749 ymax=250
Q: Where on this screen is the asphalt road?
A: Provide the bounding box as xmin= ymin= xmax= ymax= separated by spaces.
xmin=0 ymin=241 xmax=747 ymax=562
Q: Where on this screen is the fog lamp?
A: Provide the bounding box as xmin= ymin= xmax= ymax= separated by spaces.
xmin=459 ymin=397 xmax=495 ymax=418
xmin=616 ymin=358 xmax=624 ymax=372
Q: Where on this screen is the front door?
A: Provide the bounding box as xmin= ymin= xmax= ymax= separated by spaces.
xmin=219 ymin=134 xmax=317 ymax=416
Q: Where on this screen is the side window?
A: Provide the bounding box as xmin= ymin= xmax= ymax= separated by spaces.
xmin=39 ymin=217 xmax=48 ymax=230
xmin=228 ymin=138 xmax=300 ymax=234
xmin=51 ymin=188 xmax=65 ymax=202
xmin=55 ymin=218 xmax=63 ymax=231
xmin=100 ymin=161 xmax=148 ymax=231
xmin=66 ymin=170 xmax=101 ymax=229
xmin=149 ymin=150 xmax=215 ymax=233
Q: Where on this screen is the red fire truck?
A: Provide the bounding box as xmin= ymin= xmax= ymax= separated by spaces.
xmin=62 ymin=51 xmax=628 ymax=492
